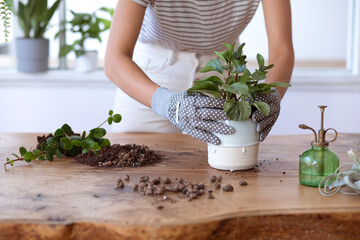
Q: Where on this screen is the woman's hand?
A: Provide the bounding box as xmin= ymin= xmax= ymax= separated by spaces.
xmin=152 ymin=87 xmax=234 ymax=145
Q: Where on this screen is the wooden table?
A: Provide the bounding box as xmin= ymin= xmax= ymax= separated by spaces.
xmin=0 ymin=133 xmax=359 ymax=240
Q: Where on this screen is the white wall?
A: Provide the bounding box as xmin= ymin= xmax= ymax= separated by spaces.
xmin=241 ymin=0 xmax=348 ymax=61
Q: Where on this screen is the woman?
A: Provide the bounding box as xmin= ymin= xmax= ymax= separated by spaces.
xmin=105 ymin=0 xmax=294 ymax=145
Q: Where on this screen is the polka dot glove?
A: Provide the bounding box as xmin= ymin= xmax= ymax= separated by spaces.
xmin=251 ymin=89 xmax=281 ymax=142
xmin=152 ymin=87 xmax=234 ymax=145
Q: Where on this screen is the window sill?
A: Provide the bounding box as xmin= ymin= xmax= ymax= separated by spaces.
xmin=0 ymin=68 xmax=115 ymax=88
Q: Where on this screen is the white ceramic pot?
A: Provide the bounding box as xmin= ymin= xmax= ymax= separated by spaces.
xmin=15 ymin=38 xmax=49 ymax=72
xmin=75 ymin=51 xmax=98 ymax=73
xmin=208 ymin=119 xmax=259 ymax=171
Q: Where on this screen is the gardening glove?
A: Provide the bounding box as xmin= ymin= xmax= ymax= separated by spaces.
xmin=251 ymin=89 xmax=281 ymax=142
xmin=151 ymin=87 xmax=234 ymax=145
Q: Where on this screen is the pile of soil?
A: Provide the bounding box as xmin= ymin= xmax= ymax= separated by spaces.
xmin=75 ymin=144 xmax=160 ymax=167
xmin=36 ymin=134 xmax=160 ymax=167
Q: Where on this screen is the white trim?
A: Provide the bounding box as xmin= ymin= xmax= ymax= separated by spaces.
xmin=0 ymin=69 xmax=114 ymax=88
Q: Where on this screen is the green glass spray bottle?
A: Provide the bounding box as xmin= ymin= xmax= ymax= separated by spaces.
xmin=299 ymin=106 xmax=339 ymax=187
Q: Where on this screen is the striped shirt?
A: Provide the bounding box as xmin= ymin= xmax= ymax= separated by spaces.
xmin=132 ymin=0 xmax=260 ymax=54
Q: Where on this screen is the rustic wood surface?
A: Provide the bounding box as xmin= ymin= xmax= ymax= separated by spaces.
xmin=0 ymin=133 xmax=360 ymax=240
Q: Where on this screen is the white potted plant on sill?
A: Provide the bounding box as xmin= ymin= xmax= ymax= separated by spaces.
xmin=187 ymin=42 xmax=291 ymax=171
xmin=4 ymin=0 xmax=61 ymax=72
xmin=57 ymin=7 xmax=113 ymax=73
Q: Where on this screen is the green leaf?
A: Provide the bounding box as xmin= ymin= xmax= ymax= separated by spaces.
xmin=81 ymin=140 xmax=87 ymax=149
xmin=19 ymin=147 xmax=27 ymax=156
xmin=59 ymin=45 xmax=73 ymax=57
xmin=55 ymin=149 xmax=62 ymax=158
xmin=188 ymin=81 xmax=221 ymax=98
xmin=61 ymin=124 xmax=73 ymax=136
xmin=231 ymin=59 xmax=246 ymax=73
xmin=94 ymin=128 xmax=106 ymax=139
xmin=82 ymin=149 xmax=89 ymax=154
xmin=101 ymin=138 xmax=110 ymax=147
xmin=108 ymin=110 xmax=113 ymax=116
xmin=81 ymin=131 xmax=86 ymax=139
xmin=112 ymin=114 xmax=122 ymax=123
xmin=222 ymin=82 xmax=249 ymax=95
xmin=45 ymin=152 xmax=53 ymax=161
xmin=72 ymin=140 xmax=81 ymax=147
xmin=41 ymin=142 xmax=46 ymax=151
xmin=23 ymin=152 xmax=34 ymax=162
xmin=252 ymin=101 xmax=270 ymax=116
xmin=92 ymin=142 xmax=101 ymax=151
xmin=266 ymin=82 xmax=292 ymax=88
xmin=194 ymin=76 xmax=223 ymax=86
xmin=214 ymin=51 xmax=227 ymax=63
xmin=54 ymin=129 xmax=65 ymax=137
xmin=33 ymin=149 xmax=41 ymax=155
xmin=63 ymin=142 xmax=73 ymax=151
xmin=257 ymin=54 xmax=264 ymax=69
xmin=60 ymin=137 xmax=71 ymax=144
xmin=11 ymin=153 xmax=20 ymax=159
xmin=251 ymin=70 xmax=267 ymax=81
xmin=200 ymin=59 xmax=223 ymax=74
xmin=108 ymin=117 xmax=113 ymax=125
xmin=224 ymin=100 xmax=251 ymax=121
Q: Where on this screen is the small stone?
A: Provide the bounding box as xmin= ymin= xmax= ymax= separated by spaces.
xmin=207 ymin=192 xmax=215 ymax=199
xmin=217 ymin=176 xmax=222 ymax=182
xmin=178 ymin=178 xmax=184 ymax=184
xmin=209 ymin=175 xmax=217 ymax=183
xmin=151 ymin=178 xmax=160 ymax=185
xmin=133 ymin=184 xmax=138 ymax=191
xmin=139 ymin=182 xmax=147 ymax=190
xmin=162 ymin=177 xmax=171 ymax=184
xmin=116 ymin=179 xmax=124 ymax=188
xmin=239 ymin=180 xmax=248 ymax=186
xmin=198 ymin=182 xmax=205 ymax=189
xmin=282 ymin=171 xmax=286 ymax=174
xmin=125 ymin=174 xmax=130 ymax=181
xmin=280 ymin=180 xmax=283 ymax=182
xmin=112 ymin=161 xmax=118 ymax=165
xmin=123 ymin=153 xmax=130 ymax=160
xmin=155 ymin=186 xmax=165 ymax=195
xmin=214 ymin=181 xmax=221 ymax=189
xmin=140 ymin=176 xmax=149 ymax=182
xmin=223 ymin=184 xmax=233 ymax=192
xmin=107 ymin=161 xmax=112 ymax=166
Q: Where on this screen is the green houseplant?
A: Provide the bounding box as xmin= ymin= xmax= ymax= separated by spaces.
xmin=4 ymin=0 xmax=61 ymax=72
xmin=188 ymin=42 xmax=291 ymax=170
xmin=57 ymin=7 xmax=113 ymax=72
xmin=0 ymin=0 xmax=12 ymax=48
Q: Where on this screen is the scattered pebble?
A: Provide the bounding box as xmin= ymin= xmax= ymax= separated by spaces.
xmin=223 ymin=184 xmax=233 ymax=192
xmin=214 ymin=181 xmax=221 ymax=189
xmin=116 ymin=178 xmax=124 ymax=188
xmin=217 ymin=176 xmax=222 ymax=182
xmin=239 ymin=180 xmax=248 ymax=186
xmin=125 ymin=174 xmax=130 ymax=181
xmin=133 ymin=184 xmax=138 ymax=191
xmin=209 ymin=175 xmax=217 ymax=183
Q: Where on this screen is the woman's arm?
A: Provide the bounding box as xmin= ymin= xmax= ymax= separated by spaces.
xmin=104 ymin=0 xmax=159 ymax=108
xmin=262 ymin=0 xmax=294 ymax=98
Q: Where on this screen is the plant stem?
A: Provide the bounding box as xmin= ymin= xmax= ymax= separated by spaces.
xmin=4 ymin=150 xmax=46 ymax=171
xmin=95 ymin=119 xmax=108 ymax=129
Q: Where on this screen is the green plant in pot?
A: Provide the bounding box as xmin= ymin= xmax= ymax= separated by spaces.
xmin=187 ymin=42 xmax=291 ymax=170
xmin=0 ymin=0 xmax=12 ymax=48
xmin=4 ymin=0 xmax=61 ymax=72
xmin=57 ymin=7 xmax=113 ymax=72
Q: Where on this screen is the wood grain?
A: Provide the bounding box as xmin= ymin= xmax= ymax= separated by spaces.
xmin=0 ymin=133 xmax=359 ymax=240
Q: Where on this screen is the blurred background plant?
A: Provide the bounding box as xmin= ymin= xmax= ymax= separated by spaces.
xmin=57 ymin=7 xmax=113 ymax=57
xmin=0 ymin=0 xmax=12 ymax=47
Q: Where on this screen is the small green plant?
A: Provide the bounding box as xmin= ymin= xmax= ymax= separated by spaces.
xmin=57 ymin=7 xmax=113 ymax=57
xmin=0 ymin=0 xmax=12 ymax=46
xmin=4 ymin=0 xmax=61 ymax=39
xmin=4 ymin=110 xmax=122 ymax=171
xmin=187 ymin=42 xmax=291 ymax=121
